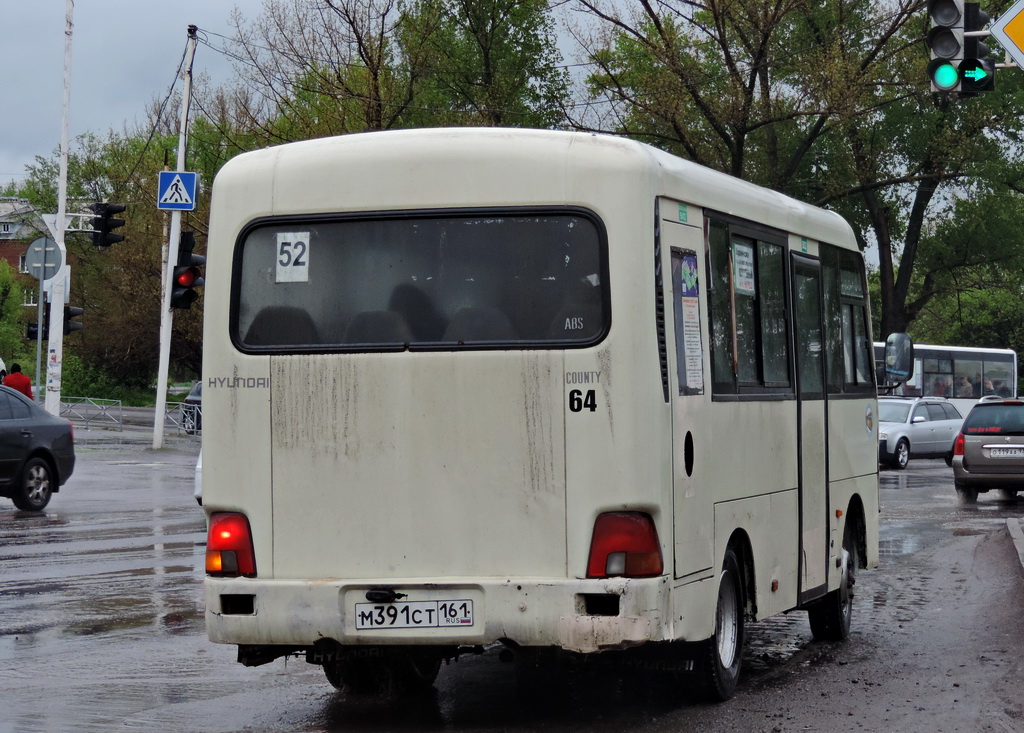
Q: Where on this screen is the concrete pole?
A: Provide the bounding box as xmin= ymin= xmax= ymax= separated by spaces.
xmin=43 ymin=0 xmax=74 ymax=415
xmin=153 ymin=26 xmax=198 ymax=448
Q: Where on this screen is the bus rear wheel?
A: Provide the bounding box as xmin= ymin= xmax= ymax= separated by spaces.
xmin=323 ymin=652 xmax=442 ymax=695
xmin=695 ymin=547 xmax=744 ymax=701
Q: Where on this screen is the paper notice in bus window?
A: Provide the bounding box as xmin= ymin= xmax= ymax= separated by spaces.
xmin=732 ymin=242 xmax=755 ymax=296
xmin=672 ymin=250 xmax=704 ymax=395
xmin=276 ymin=232 xmax=310 ymax=283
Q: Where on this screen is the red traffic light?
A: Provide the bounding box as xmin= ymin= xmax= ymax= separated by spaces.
xmin=170 ymin=231 xmax=205 ymax=309
xmin=175 ymin=267 xmax=200 ymax=288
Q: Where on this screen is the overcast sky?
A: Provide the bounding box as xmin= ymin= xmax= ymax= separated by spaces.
xmin=0 ymin=2 xmax=242 ymax=186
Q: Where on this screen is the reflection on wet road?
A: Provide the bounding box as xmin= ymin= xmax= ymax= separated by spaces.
xmin=878 ymin=459 xmax=1024 ymax=559
xmin=0 ymin=443 xmax=211 ymax=733
xmin=1 ymin=446 xmax=1022 ymax=732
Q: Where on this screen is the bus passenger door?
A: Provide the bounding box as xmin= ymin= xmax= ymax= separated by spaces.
xmin=792 ymin=255 xmax=828 ymax=601
xmin=663 ymin=213 xmax=714 ymax=579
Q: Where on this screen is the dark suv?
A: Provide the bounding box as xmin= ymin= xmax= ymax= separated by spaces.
xmin=951 ymin=397 xmax=1024 ymax=503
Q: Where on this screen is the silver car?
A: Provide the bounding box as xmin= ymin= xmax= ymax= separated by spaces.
xmin=878 ymin=397 xmax=964 ymax=470
xmin=951 ymin=397 xmax=1024 ymax=503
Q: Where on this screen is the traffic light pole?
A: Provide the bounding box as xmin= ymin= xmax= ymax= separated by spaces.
xmin=43 ymin=0 xmax=75 ymax=415
xmin=153 ymin=26 xmax=197 ymax=449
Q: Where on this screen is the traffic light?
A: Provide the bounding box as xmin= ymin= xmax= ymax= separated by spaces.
xmin=26 ymin=302 xmax=51 ymax=341
xmin=960 ymin=2 xmax=994 ymax=94
xmin=64 ymin=305 xmax=84 ymax=335
xmin=927 ymin=0 xmax=964 ymax=92
xmin=170 ymin=231 xmax=205 ymax=309
xmin=90 ymin=202 xmax=126 ymax=247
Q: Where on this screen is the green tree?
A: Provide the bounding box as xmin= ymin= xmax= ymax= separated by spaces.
xmin=217 ymin=0 xmax=569 ymax=140
xmin=0 ymin=261 xmax=31 ymax=362
xmin=573 ymin=0 xmax=1024 ymax=338
xmin=399 ymin=0 xmax=569 ymax=127
xmin=12 ymin=125 xmax=207 ymax=386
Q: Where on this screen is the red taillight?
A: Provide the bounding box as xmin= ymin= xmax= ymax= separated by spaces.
xmin=586 ymin=512 xmax=663 ymax=578
xmin=954 ymin=433 xmax=965 ymax=456
xmin=206 ymin=513 xmax=257 ymax=577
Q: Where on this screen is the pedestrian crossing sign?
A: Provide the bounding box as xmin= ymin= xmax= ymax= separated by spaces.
xmin=157 ymin=171 xmax=198 ymax=211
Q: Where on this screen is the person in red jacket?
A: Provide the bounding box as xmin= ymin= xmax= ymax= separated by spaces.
xmin=3 ymin=363 xmax=34 ymax=400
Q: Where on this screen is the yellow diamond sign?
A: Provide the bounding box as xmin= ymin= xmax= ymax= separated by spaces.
xmin=991 ymin=0 xmax=1024 ymax=69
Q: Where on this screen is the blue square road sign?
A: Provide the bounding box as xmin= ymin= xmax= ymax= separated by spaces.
xmin=157 ymin=171 xmax=198 ymax=211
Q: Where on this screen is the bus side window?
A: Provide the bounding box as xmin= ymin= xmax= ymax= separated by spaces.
xmin=706 ymin=218 xmax=789 ymax=395
xmin=821 ymin=245 xmax=873 ymax=394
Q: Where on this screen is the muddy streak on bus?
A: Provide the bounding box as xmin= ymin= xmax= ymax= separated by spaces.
xmin=200 ymin=128 xmax=895 ymax=701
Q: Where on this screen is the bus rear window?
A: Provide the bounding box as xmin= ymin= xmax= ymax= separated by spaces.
xmin=232 ymin=210 xmax=607 ymax=351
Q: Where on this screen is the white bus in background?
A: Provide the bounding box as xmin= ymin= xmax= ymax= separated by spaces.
xmin=201 ymin=128 xmax=907 ymax=701
xmin=874 ymin=342 xmax=1017 ymax=415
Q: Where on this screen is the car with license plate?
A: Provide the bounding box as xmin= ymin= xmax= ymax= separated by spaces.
xmin=951 ymin=397 xmax=1024 ymax=503
xmin=878 ymin=396 xmax=964 ymax=470
xmin=0 ymin=385 xmax=75 ymax=511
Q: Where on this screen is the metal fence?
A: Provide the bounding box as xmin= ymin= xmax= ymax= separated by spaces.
xmin=166 ymin=401 xmax=202 ymax=435
xmin=59 ymin=397 xmax=201 ymax=436
xmin=60 ymin=397 xmax=124 ymax=430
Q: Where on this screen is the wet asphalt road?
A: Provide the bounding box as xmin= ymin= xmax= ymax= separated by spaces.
xmin=1 ymin=437 xmax=1023 ymax=732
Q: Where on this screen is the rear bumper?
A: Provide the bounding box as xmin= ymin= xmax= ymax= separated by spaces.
xmin=952 ymin=458 xmax=1024 ymax=490
xmin=206 ymin=575 xmax=671 ymax=654
xmin=56 ymin=451 xmax=75 ymax=486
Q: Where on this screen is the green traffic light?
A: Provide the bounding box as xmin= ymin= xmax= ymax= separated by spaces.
xmin=931 ymin=61 xmax=959 ymax=91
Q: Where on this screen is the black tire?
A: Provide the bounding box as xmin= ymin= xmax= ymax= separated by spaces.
xmin=954 ymin=481 xmax=978 ymax=505
xmin=808 ymin=521 xmax=858 ymax=642
xmin=890 ymin=439 xmax=910 ymax=470
xmin=323 ymin=652 xmax=441 ymax=695
xmin=695 ymin=547 xmax=744 ymax=702
xmin=323 ymin=657 xmax=389 ymax=694
xmin=323 ymin=660 xmax=347 ymax=690
xmin=997 ymin=489 xmax=1018 ymax=500
xmin=398 ymin=653 xmax=442 ymax=691
xmin=12 ymin=457 xmax=53 ymax=512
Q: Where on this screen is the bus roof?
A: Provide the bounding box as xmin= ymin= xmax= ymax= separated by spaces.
xmin=873 ymin=342 xmax=1017 ymax=358
xmin=212 ymin=128 xmax=858 ymax=250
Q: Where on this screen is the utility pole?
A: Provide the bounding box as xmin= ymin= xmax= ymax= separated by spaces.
xmin=43 ymin=0 xmax=75 ymax=415
xmin=153 ymin=26 xmax=198 ymax=448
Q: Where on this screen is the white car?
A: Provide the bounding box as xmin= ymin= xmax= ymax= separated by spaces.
xmin=878 ymin=396 xmax=963 ymax=469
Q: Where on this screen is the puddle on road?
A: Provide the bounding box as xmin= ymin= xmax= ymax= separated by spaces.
xmin=743 ymin=612 xmax=811 ymax=674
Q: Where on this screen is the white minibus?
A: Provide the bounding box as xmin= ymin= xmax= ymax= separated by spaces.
xmin=202 ymin=128 xmax=895 ymax=700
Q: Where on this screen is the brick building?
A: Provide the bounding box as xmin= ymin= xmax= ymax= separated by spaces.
xmin=0 ymin=197 xmax=43 ymax=306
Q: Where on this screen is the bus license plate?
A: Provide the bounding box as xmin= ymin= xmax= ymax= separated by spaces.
xmin=355 ymin=599 xmax=474 ymax=630
xmin=989 ymin=447 xmax=1024 ymax=458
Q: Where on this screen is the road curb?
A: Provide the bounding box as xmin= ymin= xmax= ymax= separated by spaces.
xmin=1008 ymin=519 xmax=1024 ymax=578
